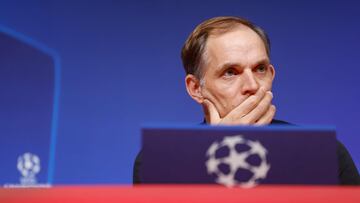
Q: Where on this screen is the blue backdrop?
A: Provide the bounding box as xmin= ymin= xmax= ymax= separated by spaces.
xmin=0 ymin=0 xmax=359 ymax=184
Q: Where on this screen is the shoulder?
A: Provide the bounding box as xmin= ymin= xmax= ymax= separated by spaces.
xmin=270 ymin=119 xmax=292 ymax=125
xmin=336 ymin=141 xmax=360 ymax=185
xmin=271 ymin=119 xmax=359 ymax=184
xmin=133 ymin=150 xmax=142 ymax=184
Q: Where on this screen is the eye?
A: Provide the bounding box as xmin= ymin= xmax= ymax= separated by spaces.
xmin=223 ymin=68 xmax=237 ymax=77
xmin=255 ymin=64 xmax=267 ymax=73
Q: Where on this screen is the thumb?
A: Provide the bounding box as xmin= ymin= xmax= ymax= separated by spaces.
xmin=202 ymin=99 xmax=221 ymax=124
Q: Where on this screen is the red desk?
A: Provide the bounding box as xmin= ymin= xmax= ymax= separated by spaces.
xmin=1 ymin=185 xmax=359 ymax=203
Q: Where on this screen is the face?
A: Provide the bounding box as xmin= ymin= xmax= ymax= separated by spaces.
xmin=199 ymin=26 xmax=275 ymax=118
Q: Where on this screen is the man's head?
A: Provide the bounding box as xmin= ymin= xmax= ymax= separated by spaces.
xmin=182 ymin=16 xmax=276 ymax=124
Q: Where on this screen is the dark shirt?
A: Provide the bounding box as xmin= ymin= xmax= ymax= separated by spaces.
xmin=133 ymin=119 xmax=360 ymax=185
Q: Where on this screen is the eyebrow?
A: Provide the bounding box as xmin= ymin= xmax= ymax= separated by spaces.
xmin=216 ymin=58 xmax=270 ymax=74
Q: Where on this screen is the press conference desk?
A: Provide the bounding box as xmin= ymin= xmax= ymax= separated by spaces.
xmin=1 ymin=185 xmax=359 ymax=203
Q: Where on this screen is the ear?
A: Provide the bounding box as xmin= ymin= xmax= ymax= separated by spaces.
xmin=269 ymin=64 xmax=276 ymax=81
xmin=185 ymin=74 xmax=204 ymax=104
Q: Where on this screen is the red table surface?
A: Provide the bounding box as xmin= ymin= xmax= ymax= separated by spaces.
xmin=0 ymin=185 xmax=359 ymax=203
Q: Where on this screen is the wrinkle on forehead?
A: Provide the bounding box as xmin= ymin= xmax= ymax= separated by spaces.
xmin=202 ymin=26 xmax=268 ymax=74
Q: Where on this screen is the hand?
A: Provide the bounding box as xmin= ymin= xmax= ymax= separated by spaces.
xmin=202 ymin=88 xmax=276 ymax=126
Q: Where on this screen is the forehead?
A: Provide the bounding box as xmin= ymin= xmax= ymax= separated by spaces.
xmin=205 ymin=26 xmax=268 ymax=69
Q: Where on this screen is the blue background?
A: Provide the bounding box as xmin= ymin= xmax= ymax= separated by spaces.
xmin=0 ymin=0 xmax=359 ymax=184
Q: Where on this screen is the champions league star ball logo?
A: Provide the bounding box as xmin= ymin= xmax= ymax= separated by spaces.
xmin=205 ymin=135 xmax=270 ymax=188
xmin=17 ymin=152 xmax=41 ymax=185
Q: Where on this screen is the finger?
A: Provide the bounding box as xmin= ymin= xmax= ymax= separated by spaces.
xmin=242 ymin=91 xmax=273 ymax=124
xmin=225 ymin=87 xmax=266 ymax=122
xmin=255 ymin=105 xmax=276 ymax=126
xmin=202 ymin=99 xmax=221 ymax=124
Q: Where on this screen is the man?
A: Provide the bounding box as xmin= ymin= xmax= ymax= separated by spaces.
xmin=134 ymin=16 xmax=360 ymax=184
xmin=183 ymin=16 xmax=275 ymax=126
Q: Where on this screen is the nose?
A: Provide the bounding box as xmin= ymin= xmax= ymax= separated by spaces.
xmin=241 ymin=69 xmax=259 ymax=95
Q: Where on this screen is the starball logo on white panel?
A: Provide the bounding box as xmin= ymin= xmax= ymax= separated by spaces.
xmin=205 ymin=135 xmax=270 ymax=188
